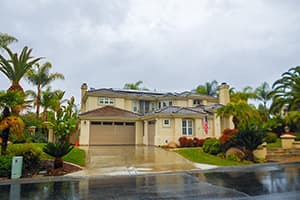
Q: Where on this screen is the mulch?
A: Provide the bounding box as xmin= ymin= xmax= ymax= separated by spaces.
xmin=0 ymin=159 xmax=82 ymax=181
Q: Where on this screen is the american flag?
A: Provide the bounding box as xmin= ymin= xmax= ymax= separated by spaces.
xmin=203 ymin=115 xmax=209 ymax=134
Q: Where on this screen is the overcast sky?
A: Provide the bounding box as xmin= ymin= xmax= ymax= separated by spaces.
xmin=1 ymin=0 xmax=300 ymax=105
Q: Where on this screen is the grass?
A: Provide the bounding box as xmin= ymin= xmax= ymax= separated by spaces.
xmin=5 ymin=143 xmax=86 ymax=166
xmin=175 ymin=148 xmax=252 ymax=166
xmin=266 ymin=139 xmax=281 ymax=148
xmin=35 ymin=143 xmax=86 ymax=166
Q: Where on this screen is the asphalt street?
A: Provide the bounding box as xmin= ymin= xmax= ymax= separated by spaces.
xmin=0 ymin=162 xmax=299 ymax=199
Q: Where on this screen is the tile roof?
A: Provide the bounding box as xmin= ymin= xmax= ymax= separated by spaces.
xmin=79 ymin=106 xmax=141 ymax=118
xmin=149 ymin=106 xmax=209 ymax=115
xmin=86 ymin=88 xmax=217 ymax=100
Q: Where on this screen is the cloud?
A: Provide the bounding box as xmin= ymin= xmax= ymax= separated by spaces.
xmin=1 ymin=0 xmax=300 ymax=103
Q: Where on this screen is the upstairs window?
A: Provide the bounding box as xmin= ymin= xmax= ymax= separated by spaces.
xmin=99 ymin=97 xmax=114 ymax=105
xmin=193 ymin=99 xmax=202 ymax=105
xmin=133 ymin=101 xmax=138 ymax=112
xmin=163 ymin=119 xmax=171 ymax=127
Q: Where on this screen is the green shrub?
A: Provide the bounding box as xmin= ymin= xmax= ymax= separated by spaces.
xmin=203 ymin=138 xmax=221 ymax=155
xmin=43 ymin=142 xmax=74 ymax=169
xmin=0 ymin=155 xmax=12 ymax=177
xmin=226 ymin=154 xmax=241 ymax=162
xmin=231 ymin=126 xmax=266 ymax=152
xmin=7 ymin=144 xmax=42 ymax=172
xmin=264 ymin=132 xmax=277 ymax=143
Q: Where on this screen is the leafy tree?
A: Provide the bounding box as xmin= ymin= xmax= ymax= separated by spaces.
xmin=230 ymin=86 xmax=256 ymax=102
xmin=217 ymin=100 xmax=261 ymax=129
xmin=26 ymin=62 xmax=65 ymax=119
xmin=123 ymin=80 xmax=149 ymax=90
xmin=51 ymin=96 xmax=78 ymax=142
xmin=195 ymin=80 xmax=218 ymax=96
xmin=0 ymin=33 xmax=17 ymax=48
xmin=0 ymin=46 xmax=42 ymax=93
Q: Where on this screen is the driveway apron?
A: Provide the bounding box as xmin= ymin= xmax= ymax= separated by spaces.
xmin=69 ymin=146 xmax=202 ymax=177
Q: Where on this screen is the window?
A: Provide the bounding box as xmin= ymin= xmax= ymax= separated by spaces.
xmin=99 ymin=97 xmax=114 ymax=105
xmin=125 ymin=122 xmax=135 ymax=126
xmin=193 ymin=99 xmax=201 ymax=105
xmin=133 ymin=101 xmax=138 ymax=112
xmin=151 ymin=102 xmax=156 ymax=111
xmin=169 ymin=101 xmax=173 ymax=106
xmin=182 ymin=119 xmax=193 ymax=136
xmin=163 ymin=119 xmax=170 ymax=127
xmin=162 ymin=101 xmax=167 ymax=107
xmin=102 ymin=122 xmax=113 ymax=126
xmin=114 ymin=122 xmax=124 ymax=126
xmin=91 ymin=121 xmax=101 ymax=125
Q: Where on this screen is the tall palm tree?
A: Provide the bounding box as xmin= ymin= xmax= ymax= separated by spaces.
xmin=123 ymin=80 xmax=149 ymax=90
xmin=40 ymin=88 xmax=65 ymax=122
xmin=195 ymin=80 xmax=218 ymax=96
xmin=26 ymin=62 xmax=65 ymax=119
xmin=270 ymin=66 xmax=300 ymax=113
xmin=0 ymin=46 xmax=42 ymax=93
xmin=0 ymin=33 xmax=17 ymax=48
xmin=255 ymin=82 xmax=272 ymax=120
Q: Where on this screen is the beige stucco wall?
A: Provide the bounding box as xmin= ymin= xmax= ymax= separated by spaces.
xmin=79 ymin=120 xmax=90 ymax=145
xmin=135 ymin=121 xmax=144 ymax=145
xmin=85 ymin=96 xmax=133 ymax=111
xmin=125 ymin=99 xmax=134 ymax=112
xmin=174 ymin=100 xmax=188 ymax=107
xmin=154 ymin=118 xmax=175 ymax=145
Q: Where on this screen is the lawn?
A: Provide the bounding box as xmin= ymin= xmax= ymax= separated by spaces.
xmin=175 ymin=148 xmax=251 ymax=166
xmin=3 ymin=143 xmax=86 ymax=166
xmin=33 ymin=143 xmax=86 ymax=166
xmin=266 ymin=139 xmax=281 ymax=148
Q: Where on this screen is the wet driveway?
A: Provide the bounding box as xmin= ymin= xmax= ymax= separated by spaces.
xmin=70 ymin=145 xmax=207 ymax=177
xmin=1 ymin=162 xmax=300 ymax=199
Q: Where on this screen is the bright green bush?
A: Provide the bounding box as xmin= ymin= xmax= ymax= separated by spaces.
xmin=0 ymin=155 xmax=12 ymax=177
xmin=264 ymin=132 xmax=278 ymax=143
xmin=203 ymin=138 xmax=221 ymax=155
xmin=7 ymin=143 xmax=42 ymax=171
xmin=226 ymin=154 xmax=241 ymax=162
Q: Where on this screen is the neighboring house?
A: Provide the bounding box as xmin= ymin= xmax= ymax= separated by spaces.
xmin=79 ymin=83 xmax=232 ymax=146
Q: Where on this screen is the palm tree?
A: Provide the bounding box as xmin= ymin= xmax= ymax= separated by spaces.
xmin=26 ymin=62 xmax=65 ymax=119
xmin=0 ymin=33 xmax=17 ymax=48
xmin=217 ymin=100 xmax=261 ymax=129
xmin=195 ymin=80 xmax=218 ymax=96
xmin=40 ymin=88 xmax=65 ymax=122
xmin=0 ymin=46 xmax=42 ymax=93
xmin=270 ymin=66 xmax=300 ymax=113
xmin=230 ymin=86 xmax=256 ymax=102
xmin=123 ymin=80 xmax=149 ymax=90
xmin=255 ymin=82 xmax=272 ymax=120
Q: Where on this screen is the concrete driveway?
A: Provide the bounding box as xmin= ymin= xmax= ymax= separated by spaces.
xmin=69 ymin=146 xmax=216 ymax=177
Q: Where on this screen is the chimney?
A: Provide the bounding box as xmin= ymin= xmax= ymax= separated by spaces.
xmin=218 ymin=82 xmax=230 ymax=105
xmin=81 ymin=83 xmax=88 ymax=112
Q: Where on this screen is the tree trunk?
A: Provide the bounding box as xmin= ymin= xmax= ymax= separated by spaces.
xmin=7 ymin=82 xmax=24 ymax=93
xmin=1 ymin=128 xmax=9 ymax=155
xmin=54 ymin=157 xmax=63 ymax=169
xmin=232 ymin=116 xmax=240 ymax=129
xmin=36 ymin=84 xmax=41 ymax=120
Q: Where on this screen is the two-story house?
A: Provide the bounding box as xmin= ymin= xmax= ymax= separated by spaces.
xmin=79 ymin=83 xmax=232 ymax=146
